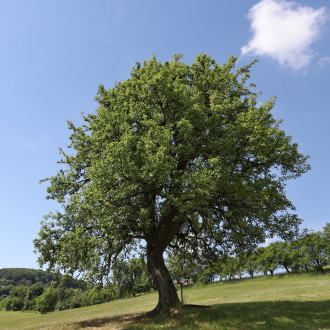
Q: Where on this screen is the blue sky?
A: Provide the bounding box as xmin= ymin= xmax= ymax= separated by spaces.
xmin=0 ymin=0 xmax=329 ymax=269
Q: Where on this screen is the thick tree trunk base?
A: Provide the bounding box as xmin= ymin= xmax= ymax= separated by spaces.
xmin=146 ymin=301 xmax=181 ymax=317
xmin=146 ymin=246 xmax=181 ymax=315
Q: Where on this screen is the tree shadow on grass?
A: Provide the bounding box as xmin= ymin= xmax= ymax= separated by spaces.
xmin=71 ymin=300 xmax=330 ymax=329
xmin=69 ymin=313 xmax=143 ymax=329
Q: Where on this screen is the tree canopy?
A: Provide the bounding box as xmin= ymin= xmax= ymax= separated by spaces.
xmin=34 ymin=54 xmax=310 ymax=314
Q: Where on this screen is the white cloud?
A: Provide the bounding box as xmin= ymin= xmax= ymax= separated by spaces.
xmin=241 ymin=0 xmax=327 ymax=69
xmin=318 ymin=56 xmax=330 ymax=66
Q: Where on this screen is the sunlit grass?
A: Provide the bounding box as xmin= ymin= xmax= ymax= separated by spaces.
xmin=0 ymin=293 xmax=157 ymax=329
xmin=0 ymin=272 xmax=329 ymax=329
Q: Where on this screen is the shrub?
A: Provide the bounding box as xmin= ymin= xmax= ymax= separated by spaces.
xmin=36 ymin=288 xmax=57 ymax=314
xmin=82 ymin=286 xmax=116 ymax=306
xmin=55 ymin=288 xmax=82 ymax=311
xmin=4 ymin=297 xmax=24 ymax=311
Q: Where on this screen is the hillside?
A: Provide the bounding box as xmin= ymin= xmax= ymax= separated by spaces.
xmin=0 ymin=268 xmax=80 ymax=289
xmin=0 ymin=268 xmax=60 ymax=287
xmin=0 ymin=272 xmax=329 ymax=329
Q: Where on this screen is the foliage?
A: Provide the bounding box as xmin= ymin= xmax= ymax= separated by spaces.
xmin=3 ymin=296 xmax=24 ymax=311
xmin=236 ymin=224 xmax=329 ymax=277
xmin=257 ymin=244 xmax=279 ymax=275
xmin=200 ymin=265 xmax=218 ymax=284
xmin=36 ymin=288 xmax=57 ymax=314
xmin=221 ymin=256 xmax=242 ymax=279
xmin=0 ymin=285 xmax=14 ymax=297
xmin=0 ymin=272 xmax=119 ymax=313
xmin=0 ymin=268 xmax=59 ymax=287
xmin=166 ymin=249 xmax=204 ymax=284
xmin=323 ymin=223 xmax=330 ymax=239
xmin=170 ymin=224 xmax=330 ymax=283
xmin=8 ymin=286 xmax=29 ymax=300
xmin=80 ymin=285 xmax=117 ymax=307
xmin=289 ymin=233 xmax=312 ymax=273
xmin=242 ymin=251 xmax=260 ymax=278
xmin=112 ymin=257 xmax=152 ymax=297
xmin=26 ymin=282 xmax=44 ymax=299
xmin=271 ymin=241 xmax=294 ymax=273
xmin=300 ymin=232 xmax=328 ymax=272
xmin=184 ymin=223 xmax=330 ymax=280
xmin=324 ymin=223 xmax=330 ymax=256
xmin=23 ymin=282 xmax=44 ymax=310
xmin=34 ymin=53 xmax=310 ymax=313
xmin=129 ymin=258 xmax=153 ymax=295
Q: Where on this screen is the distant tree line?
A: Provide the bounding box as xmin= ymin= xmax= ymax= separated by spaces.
xmin=167 ymin=223 xmax=330 ymax=283
xmin=0 ymin=258 xmax=152 ymax=313
xmin=0 ymin=268 xmax=62 ymax=287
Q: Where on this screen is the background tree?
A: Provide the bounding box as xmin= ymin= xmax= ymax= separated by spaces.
xmin=112 ymin=259 xmax=131 ymax=298
xmin=9 ymin=286 xmax=29 ymax=301
xmin=287 ymin=229 xmax=326 ymax=273
xmin=272 ymin=241 xmax=294 ymax=274
xmin=243 ymin=250 xmax=260 ymax=278
xmin=323 ymin=223 xmax=330 ymax=240
xmin=166 ymin=247 xmax=204 ymax=284
xmin=129 ymin=258 xmax=152 ymax=295
xmin=112 ymin=257 xmax=152 ymax=297
xmin=222 ymin=257 xmax=236 ymax=280
xmin=323 ymin=223 xmax=330 ymax=261
xmin=35 ymin=288 xmax=57 ymax=314
xmin=198 ymin=262 xmax=219 ymax=284
xmin=257 ymin=246 xmax=278 ymax=276
xmin=34 ymin=54 xmax=310 ymax=314
xmin=4 ymin=297 xmax=24 ymax=311
xmin=289 ymin=231 xmax=312 ymax=273
xmin=301 ymin=232 xmax=328 ymax=273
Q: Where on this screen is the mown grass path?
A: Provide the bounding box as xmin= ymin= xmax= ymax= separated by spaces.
xmin=0 ymin=273 xmax=329 ymax=329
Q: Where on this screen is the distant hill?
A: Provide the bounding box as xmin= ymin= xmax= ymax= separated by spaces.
xmin=0 ymin=268 xmax=77 ymax=287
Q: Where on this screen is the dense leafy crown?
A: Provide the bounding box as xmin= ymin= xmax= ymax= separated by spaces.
xmin=34 ymin=54 xmax=310 ymax=280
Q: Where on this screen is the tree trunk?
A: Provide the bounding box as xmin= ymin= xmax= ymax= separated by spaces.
xmin=283 ymin=263 xmax=290 ymax=274
xmin=316 ymin=260 xmax=324 ymax=273
xmin=146 ymin=245 xmax=181 ymax=315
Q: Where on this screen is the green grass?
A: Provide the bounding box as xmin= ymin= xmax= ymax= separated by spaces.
xmin=0 ymin=272 xmax=329 ymax=329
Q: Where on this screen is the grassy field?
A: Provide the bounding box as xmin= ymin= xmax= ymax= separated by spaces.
xmin=0 ymin=272 xmax=329 ymax=329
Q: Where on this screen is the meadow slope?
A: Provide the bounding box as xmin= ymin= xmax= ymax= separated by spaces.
xmin=0 ymin=272 xmax=329 ymax=329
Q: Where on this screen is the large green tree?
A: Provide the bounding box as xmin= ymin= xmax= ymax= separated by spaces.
xmin=34 ymin=54 xmax=310 ymax=314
